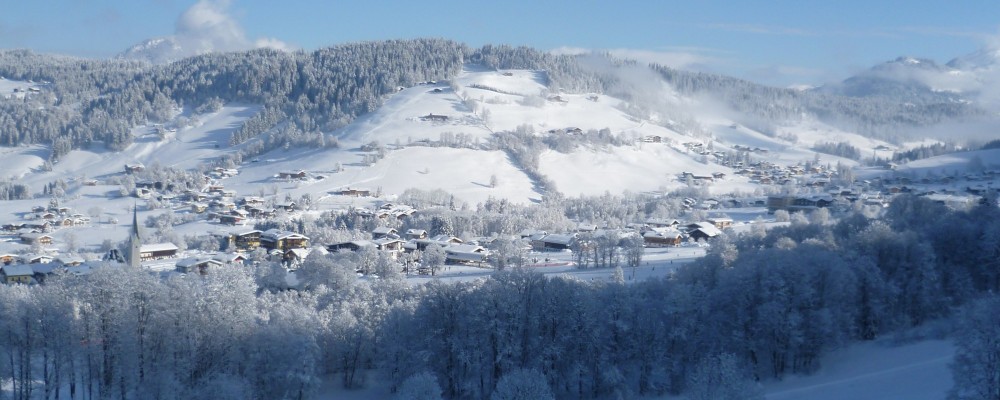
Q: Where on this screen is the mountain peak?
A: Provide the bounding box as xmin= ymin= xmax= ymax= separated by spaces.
xmin=116 ymin=36 xmax=189 ymax=65
xmin=946 ymin=47 xmax=1000 ymax=70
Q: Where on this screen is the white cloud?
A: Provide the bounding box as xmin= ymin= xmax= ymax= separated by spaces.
xmin=172 ymin=0 xmax=292 ymax=56
xmin=605 ymin=48 xmax=718 ymax=70
xmin=254 ymin=37 xmax=293 ymax=52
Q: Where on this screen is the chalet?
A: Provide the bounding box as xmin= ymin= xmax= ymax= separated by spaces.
xmin=686 ymin=222 xmax=722 ymax=241
xmin=275 ymin=201 xmax=297 ymax=212
xmin=2 ymin=222 xmax=24 ymax=232
xmin=140 ymin=243 xmax=180 ymax=261
xmin=191 ymin=203 xmax=209 ymax=213
xmin=373 ymin=238 xmax=406 ymax=253
xmin=207 ymin=184 xmax=226 ymax=193
xmin=643 ymin=228 xmax=683 ymax=247
xmin=245 ymin=206 xmax=275 ymax=219
xmin=185 ymin=191 xmax=208 ymax=202
xmin=21 ymin=254 xmax=54 ymax=264
xmin=327 ymin=240 xmax=374 ymax=253
xmin=0 ymin=254 xmax=17 ymax=265
xmin=135 ymin=180 xmax=157 ymax=190
xmin=20 ymin=233 xmax=53 ymax=245
xmin=337 ymin=188 xmax=372 ymax=197
xmin=706 ymin=217 xmax=734 ymax=230
xmin=212 ymin=253 xmax=247 ymax=266
xmin=767 ymin=195 xmax=833 ymax=213
xmin=240 ymin=196 xmax=266 ymax=207
xmin=421 ymin=113 xmax=449 ymax=122
xmin=404 ymin=229 xmax=428 ymax=240
xmin=372 ymin=227 xmax=398 ymax=239
xmin=642 ymin=135 xmax=662 ymax=143
xmin=228 ymin=229 xmax=262 ymax=251
xmin=284 ymin=248 xmax=312 ymax=264
xmin=645 ymin=218 xmax=681 ymax=228
xmin=411 ymin=235 xmax=464 ymax=251
xmin=261 ymin=229 xmax=309 ymax=251
xmin=2 ymin=265 xmax=33 ymax=284
xmin=124 ymin=163 xmax=145 ymax=174
xmin=278 ymin=170 xmax=307 ymax=180
xmin=576 ymin=223 xmax=598 ymax=232
xmin=532 ymin=234 xmax=576 ymax=252
xmin=445 ymin=244 xmax=489 ymax=265
xmin=218 ymin=214 xmax=245 ymax=225
xmin=55 ymin=255 xmax=85 ymax=267
xmin=175 ymin=257 xmax=223 ymax=274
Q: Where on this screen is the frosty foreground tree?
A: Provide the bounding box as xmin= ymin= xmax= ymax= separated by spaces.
xmin=491 ymin=369 xmax=554 ymax=400
xmin=949 ymin=295 xmax=1000 ymax=400
xmin=686 ymin=353 xmax=764 ymax=400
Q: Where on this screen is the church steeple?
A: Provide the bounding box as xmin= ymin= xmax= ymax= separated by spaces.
xmin=128 ymin=204 xmax=142 ymax=268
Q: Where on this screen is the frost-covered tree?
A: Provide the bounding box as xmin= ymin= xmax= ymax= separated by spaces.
xmin=686 ymin=354 xmax=763 ymax=400
xmin=395 ymin=371 xmax=443 ymax=400
xmin=948 ymin=295 xmax=1000 ymax=400
xmin=491 ymin=369 xmax=554 ymax=400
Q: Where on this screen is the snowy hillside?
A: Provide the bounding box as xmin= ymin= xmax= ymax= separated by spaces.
xmin=1 ymin=66 xmax=903 ymax=207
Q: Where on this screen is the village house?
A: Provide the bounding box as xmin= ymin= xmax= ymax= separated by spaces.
xmin=175 ymin=257 xmax=223 ymax=274
xmin=327 ymin=240 xmax=374 ymax=253
xmin=278 ymin=170 xmax=308 ymax=180
xmin=191 ymin=203 xmax=209 ymax=213
xmin=20 ymin=232 xmax=53 ymax=245
xmin=124 ymin=163 xmax=145 ymax=174
xmin=261 ymin=229 xmax=309 ymax=251
xmin=339 ymin=188 xmax=372 ymax=197
xmin=643 ymin=228 xmax=684 ymax=247
xmin=2 ymin=264 xmax=33 ymax=284
xmin=532 ymin=234 xmax=576 ymax=252
xmin=227 ymin=229 xmax=262 ymax=251
xmin=706 ymin=217 xmax=734 ymax=230
xmin=0 ymin=254 xmax=18 ymax=265
xmin=404 ymin=229 xmax=428 ymax=240
xmin=372 ymin=227 xmax=398 ymax=239
xmin=421 ymin=113 xmax=449 ymax=122
xmin=645 ymin=218 xmax=681 ymax=228
xmin=21 ymin=254 xmax=54 ymax=264
xmin=55 ymin=255 xmax=85 ymax=267
xmin=372 ymin=238 xmax=406 ymax=253
xmin=686 ymin=222 xmax=722 ymax=241
xmin=212 ymin=252 xmax=247 ymax=266
xmin=445 ymin=244 xmax=489 ymax=265
xmin=140 ymin=243 xmax=180 ymax=261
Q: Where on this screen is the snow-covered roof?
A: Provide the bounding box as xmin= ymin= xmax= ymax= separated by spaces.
xmin=141 ymin=243 xmax=179 ymax=253
xmin=262 ymin=229 xmax=309 ymax=241
xmin=2 ymin=264 xmax=33 ymax=276
xmin=538 ymin=234 xmax=576 ymax=246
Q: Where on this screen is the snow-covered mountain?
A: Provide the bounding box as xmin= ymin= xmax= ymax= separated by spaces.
xmin=818 ymin=56 xmax=969 ymax=101
xmin=946 ymin=47 xmax=1000 ymax=70
xmin=116 ymin=37 xmax=190 ymax=65
xmin=820 ymin=45 xmax=1000 ymax=105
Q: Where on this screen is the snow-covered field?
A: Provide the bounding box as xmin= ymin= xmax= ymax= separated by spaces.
xmin=764 ymin=339 xmax=954 ymax=400
xmin=313 ymin=335 xmax=956 ymax=400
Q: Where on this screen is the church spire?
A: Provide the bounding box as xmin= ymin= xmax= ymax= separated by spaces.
xmin=128 ymin=204 xmax=142 ymax=268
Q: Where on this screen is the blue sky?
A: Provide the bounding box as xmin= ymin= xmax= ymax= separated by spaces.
xmin=2 ymin=0 xmax=998 ymax=86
